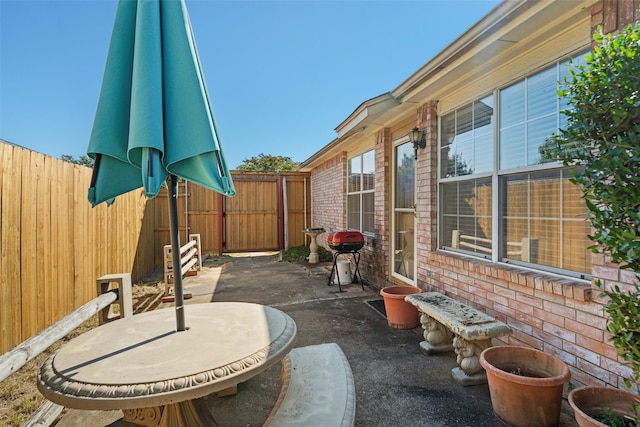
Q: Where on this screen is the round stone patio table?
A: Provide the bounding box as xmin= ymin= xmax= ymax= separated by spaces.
xmin=37 ymin=302 xmax=297 ymax=426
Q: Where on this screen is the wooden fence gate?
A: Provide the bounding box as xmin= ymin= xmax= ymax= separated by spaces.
xmin=151 ymin=171 xmax=311 ymax=266
xmin=224 ymin=175 xmax=279 ymax=252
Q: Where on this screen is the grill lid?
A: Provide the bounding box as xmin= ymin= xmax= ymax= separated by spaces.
xmin=328 ymin=231 xmax=364 ymax=251
xmin=328 ymin=231 xmax=364 ymax=244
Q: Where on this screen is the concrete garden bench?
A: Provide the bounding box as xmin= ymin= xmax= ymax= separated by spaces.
xmin=263 ymin=343 xmax=356 ymax=427
xmin=405 ymin=292 xmax=511 ymax=386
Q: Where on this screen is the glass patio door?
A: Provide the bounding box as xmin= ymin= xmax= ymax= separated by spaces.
xmin=393 ymin=141 xmax=415 ymax=281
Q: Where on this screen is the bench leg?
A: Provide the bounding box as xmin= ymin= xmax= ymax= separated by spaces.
xmin=418 ymin=313 xmax=454 ymax=354
xmin=96 ymin=274 xmax=133 ymax=325
xmin=451 ymin=336 xmax=491 ymax=386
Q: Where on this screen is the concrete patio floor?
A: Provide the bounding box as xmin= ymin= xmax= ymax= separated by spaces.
xmin=55 ymin=253 xmax=579 ymax=427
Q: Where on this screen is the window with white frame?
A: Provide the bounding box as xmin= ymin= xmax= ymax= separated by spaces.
xmin=439 ymin=56 xmax=592 ymax=277
xmin=440 ymin=95 xmax=494 ymax=258
xmin=347 ymin=150 xmax=375 ymax=233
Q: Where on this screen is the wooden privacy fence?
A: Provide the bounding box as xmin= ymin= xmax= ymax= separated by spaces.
xmin=0 ymin=142 xmax=156 ymax=354
xmin=1 ymin=142 xmax=313 ymax=355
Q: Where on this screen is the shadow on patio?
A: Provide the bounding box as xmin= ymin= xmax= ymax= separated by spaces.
xmin=56 ymin=254 xmax=577 ymax=427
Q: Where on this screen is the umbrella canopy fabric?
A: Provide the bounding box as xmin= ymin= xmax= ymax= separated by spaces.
xmin=87 ymin=0 xmax=235 ymax=332
xmin=87 ymin=0 xmax=235 ymax=206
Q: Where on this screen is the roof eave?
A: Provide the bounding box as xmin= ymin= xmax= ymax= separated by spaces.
xmin=299 ymin=93 xmax=400 ymax=171
xmin=392 ymin=0 xmax=528 ymax=99
xmin=334 ymin=92 xmax=399 ymax=138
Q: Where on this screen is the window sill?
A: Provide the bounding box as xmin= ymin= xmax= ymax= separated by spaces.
xmin=431 ymin=250 xmax=593 ymax=302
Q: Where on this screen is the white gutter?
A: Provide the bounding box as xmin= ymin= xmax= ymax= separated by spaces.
xmin=392 ymin=0 xmax=529 ymax=99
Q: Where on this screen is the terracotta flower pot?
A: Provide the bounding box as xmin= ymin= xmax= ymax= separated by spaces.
xmin=568 ymin=386 xmax=639 ymax=427
xmin=480 ymin=345 xmax=571 ymax=427
xmin=379 ymin=286 xmax=421 ymax=329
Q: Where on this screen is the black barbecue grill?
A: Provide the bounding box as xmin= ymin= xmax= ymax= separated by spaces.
xmin=327 ymin=231 xmax=364 ymax=292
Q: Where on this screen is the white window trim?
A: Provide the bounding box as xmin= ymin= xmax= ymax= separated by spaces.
xmin=346 ymin=150 xmax=375 ymax=235
xmin=437 ymin=61 xmax=591 ymax=279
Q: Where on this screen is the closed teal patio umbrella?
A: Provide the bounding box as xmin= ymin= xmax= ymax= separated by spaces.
xmin=87 ymin=0 xmax=235 ymax=331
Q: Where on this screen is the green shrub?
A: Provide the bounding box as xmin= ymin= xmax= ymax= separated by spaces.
xmin=552 ymin=25 xmax=640 ymax=395
xmin=281 ymin=245 xmax=333 ymax=262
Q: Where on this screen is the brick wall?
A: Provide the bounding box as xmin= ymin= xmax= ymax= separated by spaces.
xmin=311 ymin=152 xmax=346 ymax=248
xmin=592 ymin=0 xmax=640 ymax=36
xmin=405 ymin=10 xmax=634 ymax=384
xmin=415 ymin=102 xmax=438 ymax=285
xmin=421 ymin=251 xmax=634 ymax=387
xmin=365 ymin=128 xmax=391 ymax=284
xmin=408 ymin=28 xmax=632 ymax=385
xmin=310 ymin=133 xmax=395 ymax=286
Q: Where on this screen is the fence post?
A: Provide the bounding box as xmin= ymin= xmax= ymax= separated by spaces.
xmin=189 ymin=234 xmax=203 ymax=271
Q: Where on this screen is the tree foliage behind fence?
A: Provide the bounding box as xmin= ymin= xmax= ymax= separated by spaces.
xmin=0 ymin=142 xmax=156 ymax=354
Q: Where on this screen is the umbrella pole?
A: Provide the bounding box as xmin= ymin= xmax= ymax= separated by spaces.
xmin=168 ymin=173 xmax=187 ymax=331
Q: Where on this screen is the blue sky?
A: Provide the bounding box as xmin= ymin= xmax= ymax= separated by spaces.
xmin=0 ymin=0 xmax=500 ymax=169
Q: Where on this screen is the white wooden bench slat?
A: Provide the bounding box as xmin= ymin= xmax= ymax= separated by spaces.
xmin=264 ymin=343 xmax=356 ymax=427
xmin=182 ymin=246 xmax=198 ymax=263
xmin=180 ymin=257 xmax=199 ymax=277
xmin=180 ymin=238 xmax=198 ymax=255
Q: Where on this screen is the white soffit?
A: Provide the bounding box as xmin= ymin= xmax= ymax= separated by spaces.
xmin=335 ymin=93 xmax=400 ymax=138
xmin=393 ymin=0 xmax=596 ymax=104
xmin=300 ymin=0 xmax=597 ymax=169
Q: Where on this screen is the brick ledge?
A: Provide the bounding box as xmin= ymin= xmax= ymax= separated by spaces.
xmin=429 ymin=250 xmax=593 ymax=302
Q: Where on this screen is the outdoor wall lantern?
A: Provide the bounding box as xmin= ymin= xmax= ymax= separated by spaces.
xmin=408 ymin=127 xmax=426 ymax=160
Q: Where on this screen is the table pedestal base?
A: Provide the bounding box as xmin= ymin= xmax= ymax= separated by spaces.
xmin=123 ymin=397 xmax=217 ymax=427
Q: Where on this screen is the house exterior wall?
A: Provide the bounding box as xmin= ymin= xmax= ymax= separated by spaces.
xmin=310 ymin=152 xmax=346 ymax=248
xmin=307 ymin=0 xmax=638 ymax=389
xmin=419 ymin=2 xmax=636 ymax=388
xmin=415 ymin=102 xmax=439 ymax=286
xmin=365 ymin=128 xmax=391 ymax=284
